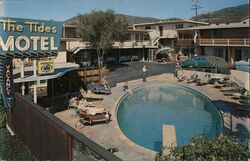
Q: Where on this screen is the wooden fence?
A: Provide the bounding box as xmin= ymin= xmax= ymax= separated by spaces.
xmin=7 ymin=93 xmax=121 ymax=161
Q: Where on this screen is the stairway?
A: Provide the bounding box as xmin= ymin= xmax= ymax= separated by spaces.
xmin=152 ymin=36 xmax=160 ymax=46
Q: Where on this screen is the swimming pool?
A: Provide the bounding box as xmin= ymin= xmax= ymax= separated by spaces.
xmin=116 ymin=84 xmax=222 ymax=151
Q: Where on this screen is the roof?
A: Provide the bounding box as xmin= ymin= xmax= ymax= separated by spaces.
xmin=133 ymin=20 xmax=209 ymax=26
xmin=13 ymin=63 xmax=80 ymax=83
xmin=127 ymin=29 xmax=150 ymax=33
xmin=177 ymin=22 xmax=249 ymax=31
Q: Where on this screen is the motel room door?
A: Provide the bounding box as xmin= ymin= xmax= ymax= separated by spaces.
xmin=148 ymin=50 xmax=154 ymax=62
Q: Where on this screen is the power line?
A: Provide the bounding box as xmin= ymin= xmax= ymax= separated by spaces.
xmin=191 ymin=0 xmax=203 ymax=21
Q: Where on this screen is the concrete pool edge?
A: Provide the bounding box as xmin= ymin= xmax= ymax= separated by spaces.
xmin=111 ymin=83 xmax=157 ymax=158
xmin=111 ymin=82 xmax=224 ymax=158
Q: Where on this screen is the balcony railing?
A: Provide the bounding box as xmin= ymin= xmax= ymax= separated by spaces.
xmin=176 ymin=39 xmax=194 ymax=46
xmin=199 ymin=38 xmax=250 ymax=46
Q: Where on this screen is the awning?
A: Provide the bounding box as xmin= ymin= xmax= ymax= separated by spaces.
xmin=14 ymin=63 xmax=80 ymax=83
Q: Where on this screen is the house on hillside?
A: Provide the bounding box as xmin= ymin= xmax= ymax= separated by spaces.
xmin=177 ymin=16 xmax=250 ymax=65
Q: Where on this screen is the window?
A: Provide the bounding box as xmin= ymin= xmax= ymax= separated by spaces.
xmin=144 ymin=34 xmax=150 ymax=40
xmin=140 ymin=34 xmax=143 ymax=42
xmin=212 ymin=29 xmax=223 ymax=38
xmin=175 ymin=24 xmax=184 ymax=29
xmin=214 ymin=48 xmax=224 ymax=58
xmin=145 ymin=26 xmax=151 ymax=30
xmin=243 ymin=49 xmax=250 ymax=61
xmin=159 ymin=26 xmax=163 ymax=36
xmin=135 ymin=33 xmax=140 ymax=42
xmin=125 ymin=33 xmax=131 ymax=41
xmin=235 ymin=49 xmax=242 ymax=61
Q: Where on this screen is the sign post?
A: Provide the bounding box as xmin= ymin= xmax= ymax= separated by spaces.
xmin=0 ymin=17 xmax=62 ymax=108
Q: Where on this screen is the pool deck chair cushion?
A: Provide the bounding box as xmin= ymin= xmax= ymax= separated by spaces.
xmin=87 ymin=83 xmax=111 ymax=95
xmin=80 ymin=88 xmax=103 ymax=100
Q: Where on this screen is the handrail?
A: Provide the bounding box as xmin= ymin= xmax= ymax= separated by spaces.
xmin=202 ymin=119 xmax=222 ymax=137
xmin=199 ymin=38 xmax=250 ymax=46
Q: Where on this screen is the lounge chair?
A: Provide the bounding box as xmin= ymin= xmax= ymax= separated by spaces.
xmin=196 ymin=75 xmax=211 ymax=86
xmin=186 ymin=74 xmax=199 ymax=83
xmin=232 ymin=89 xmax=249 ymax=99
xmin=177 ymin=75 xmax=185 ymax=82
xmin=87 ymin=82 xmax=111 ymax=95
xmin=237 ymin=104 xmax=250 ymax=117
xmin=100 ymin=142 xmax=119 ymax=153
xmin=217 ymin=76 xmax=230 ymax=84
xmin=78 ymin=109 xmax=110 ymax=125
xmin=223 ymin=87 xmax=247 ymax=96
xmin=79 ymin=87 xmax=103 ymax=100
xmin=68 ymin=97 xmax=78 ymax=109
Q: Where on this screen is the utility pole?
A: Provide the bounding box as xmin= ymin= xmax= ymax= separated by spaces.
xmin=191 ymin=0 xmax=202 ymax=21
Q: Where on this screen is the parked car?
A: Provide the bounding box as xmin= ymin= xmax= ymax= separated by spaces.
xmin=107 ymin=57 xmax=117 ymax=65
xmin=181 ymin=56 xmax=212 ymax=68
xmin=119 ymin=56 xmax=131 ymax=62
xmin=235 ymin=59 xmax=250 ymax=73
xmin=131 ymin=55 xmax=139 ymax=61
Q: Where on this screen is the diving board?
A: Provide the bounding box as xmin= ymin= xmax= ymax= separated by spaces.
xmin=162 ymin=125 xmax=177 ymax=156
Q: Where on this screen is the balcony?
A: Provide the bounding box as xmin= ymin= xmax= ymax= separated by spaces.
xmin=199 ymin=38 xmax=250 ymax=47
xmin=113 ymin=41 xmax=152 ymax=48
xmin=177 ymin=39 xmax=194 ymax=46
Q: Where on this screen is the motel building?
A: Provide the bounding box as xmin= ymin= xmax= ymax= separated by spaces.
xmin=132 ymin=20 xmax=208 ymax=53
xmin=176 ymin=16 xmax=250 ymax=65
xmin=61 ymin=24 xmax=158 ymax=65
xmin=52 ymin=19 xmax=209 ymax=67
xmin=12 ymin=19 xmax=210 ymax=72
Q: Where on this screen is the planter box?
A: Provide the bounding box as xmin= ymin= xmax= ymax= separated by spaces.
xmin=100 ymin=68 xmax=110 ymax=76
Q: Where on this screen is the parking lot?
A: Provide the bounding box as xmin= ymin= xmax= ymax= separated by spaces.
xmin=107 ymin=61 xmax=176 ymax=87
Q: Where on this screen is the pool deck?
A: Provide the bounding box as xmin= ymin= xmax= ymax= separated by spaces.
xmin=55 ymin=72 xmax=250 ymax=161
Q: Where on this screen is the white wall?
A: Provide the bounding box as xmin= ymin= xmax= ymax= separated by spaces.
xmin=54 ymin=52 xmax=67 ymax=63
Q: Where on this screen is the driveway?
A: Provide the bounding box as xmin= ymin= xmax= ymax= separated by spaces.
xmin=107 ymin=62 xmax=176 ymax=87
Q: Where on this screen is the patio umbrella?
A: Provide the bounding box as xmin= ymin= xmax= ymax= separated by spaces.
xmin=156 ymin=47 xmax=175 ymax=61
xmin=205 ymin=56 xmax=230 ymax=74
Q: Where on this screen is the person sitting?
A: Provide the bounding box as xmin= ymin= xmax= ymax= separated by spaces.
xmin=101 ymin=75 xmax=111 ymax=90
xmin=177 ymin=72 xmax=186 ymax=82
xmin=123 ymin=81 xmax=129 ymax=91
xmin=123 ymin=81 xmax=133 ymax=95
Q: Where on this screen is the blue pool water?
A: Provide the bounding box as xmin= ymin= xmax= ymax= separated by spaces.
xmin=117 ymin=84 xmax=222 ymax=151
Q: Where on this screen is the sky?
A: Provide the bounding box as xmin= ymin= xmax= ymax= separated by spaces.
xmin=2 ymin=0 xmax=248 ymax=21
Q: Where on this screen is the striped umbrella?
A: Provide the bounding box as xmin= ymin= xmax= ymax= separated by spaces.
xmin=205 ymin=56 xmax=230 ymax=74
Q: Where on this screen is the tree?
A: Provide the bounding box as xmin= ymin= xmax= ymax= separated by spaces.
xmin=155 ymin=135 xmax=250 ymax=161
xmin=77 ymin=10 xmax=128 ymax=67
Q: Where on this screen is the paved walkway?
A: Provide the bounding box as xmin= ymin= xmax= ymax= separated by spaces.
xmin=55 ymin=72 xmax=249 ymax=161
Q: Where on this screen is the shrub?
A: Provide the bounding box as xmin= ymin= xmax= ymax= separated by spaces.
xmin=0 ymin=128 xmax=35 ymax=161
xmin=0 ymin=93 xmax=6 ymax=128
xmin=156 ymin=135 xmax=250 ymax=161
xmin=0 ymin=106 xmax=6 ymax=129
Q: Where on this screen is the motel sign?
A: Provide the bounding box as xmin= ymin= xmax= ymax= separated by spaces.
xmin=0 ymin=17 xmax=62 ymax=108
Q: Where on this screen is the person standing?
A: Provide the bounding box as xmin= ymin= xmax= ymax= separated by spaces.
xmin=102 ymin=75 xmax=110 ymax=90
xmin=142 ymin=65 xmax=147 ymax=82
xmin=174 ymin=63 xmax=182 ymax=78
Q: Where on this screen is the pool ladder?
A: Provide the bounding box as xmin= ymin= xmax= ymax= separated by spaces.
xmin=202 ymin=120 xmax=222 ymax=136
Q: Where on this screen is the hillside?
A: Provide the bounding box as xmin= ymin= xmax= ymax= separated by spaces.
xmin=65 ymin=3 xmax=249 ymax=25
xmin=191 ymin=3 xmax=249 ymax=23
xmin=64 ymin=14 xmax=160 ymax=25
